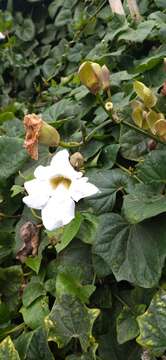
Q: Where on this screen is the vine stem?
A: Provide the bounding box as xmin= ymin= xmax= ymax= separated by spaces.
xmin=59 ymin=140 xmax=82 ymax=148
xmin=116 ymin=162 xmax=143 ymax=183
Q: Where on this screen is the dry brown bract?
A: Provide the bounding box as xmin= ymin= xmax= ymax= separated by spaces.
xmin=161 ymin=81 xmax=166 ymax=96
xmin=24 ymin=113 xmax=42 ymax=160
xmin=16 ymin=221 xmax=39 ymax=263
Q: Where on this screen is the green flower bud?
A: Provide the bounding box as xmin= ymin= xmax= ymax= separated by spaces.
xmin=39 ymin=121 xmax=60 ymax=147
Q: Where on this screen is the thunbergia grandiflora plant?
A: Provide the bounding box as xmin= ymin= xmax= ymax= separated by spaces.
xmin=2 ymin=1 xmax=166 ymax=358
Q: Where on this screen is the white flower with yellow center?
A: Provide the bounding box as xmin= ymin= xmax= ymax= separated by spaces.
xmin=23 ymin=150 xmax=99 ymax=231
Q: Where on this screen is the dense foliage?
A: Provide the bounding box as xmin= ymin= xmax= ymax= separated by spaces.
xmin=0 ymin=0 xmax=166 ymax=359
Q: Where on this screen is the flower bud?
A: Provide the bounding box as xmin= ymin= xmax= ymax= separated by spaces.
xmin=133 ymin=80 xmax=157 ymax=108
xmin=131 ymin=100 xmax=148 ymax=129
xmin=24 ymin=113 xmax=60 ymax=160
xmin=146 ymin=110 xmax=165 ymax=135
xmin=105 ymin=101 xmax=113 ymax=112
xmin=70 ymin=152 xmax=84 ymax=170
xmin=39 ymin=121 xmax=60 ymax=147
xmin=78 ymin=61 xmax=102 ymax=94
xmin=154 ymin=119 xmax=166 ymax=138
xmin=101 ymin=65 xmax=110 ymax=91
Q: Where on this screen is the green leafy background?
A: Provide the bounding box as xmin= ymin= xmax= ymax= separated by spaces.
xmin=0 ymin=0 xmax=166 ymax=359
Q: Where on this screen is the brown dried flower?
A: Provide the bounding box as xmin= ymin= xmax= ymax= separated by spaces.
xmin=24 ymin=113 xmax=60 ymax=160
xmin=24 ymin=113 xmax=42 ymax=160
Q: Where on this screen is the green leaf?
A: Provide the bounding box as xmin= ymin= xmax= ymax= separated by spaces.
xmin=123 ymin=184 xmax=166 ymax=223
xmin=92 ymin=213 xmax=166 ymax=287
xmin=120 ymin=125 xmax=149 ymax=161
xmin=10 ymin=185 xmax=24 ymax=197
xmin=137 ymin=150 xmax=166 ymax=184
xmin=101 ymin=144 xmax=120 ymax=169
xmin=42 ymin=58 xmax=61 ymax=78
xmin=0 ymin=336 xmax=20 ymax=360
xmin=56 ymin=266 xmax=95 ymax=303
xmin=133 ymin=45 xmax=166 ymax=73
xmin=56 ymin=213 xmax=83 ymax=253
xmin=25 ymin=256 xmax=42 ymax=274
xmin=23 ymin=279 xmax=46 ymax=307
xmin=15 ymin=18 xmax=35 ymax=42
xmin=15 ymin=327 xmax=54 ymax=360
xmin=119 ymin=20 xmax=156 ymax=43
xmin=0 ymin=266 xmax=23 ymax=313
xmin=0 ymin=137 xmax=27 ymax=181
xmin=45 ymin=295 xmax=100 ymax=351
xmin=154 ymin=0 xmax=165 ymax=9
xmin=78 ymin=212 xmax=98 ymax=245
xmin=85 ymin=169 xmax=135 ymax=214
xmin=116 ymin=304 xmax=146 ymax=344
xmin=137 ymin=289 xmax=166 ymax=356
xmin=0 ymin=112 xmax=14 ymax=123
xmin=42 ymin=99 xmax=75 ymax=123
xmin=20 ymin=296 xmax=49 ymax=329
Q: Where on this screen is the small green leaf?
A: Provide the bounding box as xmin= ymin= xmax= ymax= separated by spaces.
xmin=0 ymin=266 xmax=23 ymax=313
xmin=137 ymin=289 xmax=166 ymax=356
xmin=117 ymin=304 xmax=146 ymax=344
xmin=10 ymin=185 xmax=24 ymax=198
xmin=56 ymin=266 xmax=95 ymax=303
xmin=0 ymin=336 xmax=20 ymax=360
xmin=16 ymin=18 xmax=35 ymax=42
xmin=56 ymin=213 xmax=83 ymax=253
xmin=23 ymin=280 xmax=46 ymax=307
xmin=25 ymin=256 xmax=42 ymax=274
xmin=15 ymin=327 xmax=54 ymax=360
xmin=20 ymin=296 xmax=49 ymax=329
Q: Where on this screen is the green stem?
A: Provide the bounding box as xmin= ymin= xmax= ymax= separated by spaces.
xmin=116 ymin=162 xmax=143 ymax=183
xmin=59 ymin=140 xmax=82 ymax=148
xmin=2 ymin=323 xmax=24 ymax=337
xmin=31 ymin=208 xmax=42 ymax=220
xmin=122 ymin=120 xmax=165 ymax=145
xmin=85 ymin=119 xmax=112 ymax=142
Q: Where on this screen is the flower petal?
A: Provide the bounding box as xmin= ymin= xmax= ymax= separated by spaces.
xmin=34 ymin=165 xmax=55 ymax=180
xmin=50 ymin=149 xmax=82 ymax=180
xmin=70 ymin=177 xmax=100 ymax=202
xmin=41 ymin=193 xmax=75 ymax=231
xmin=23 ymin=179 xmax=50 ymax=209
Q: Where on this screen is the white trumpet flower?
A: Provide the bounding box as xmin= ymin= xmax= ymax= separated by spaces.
xmin=23 ymin=150 xmax=99 ymax=231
